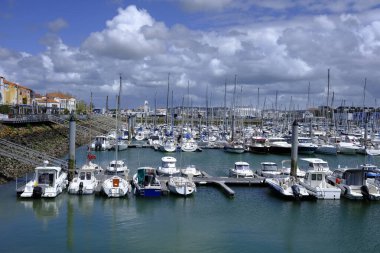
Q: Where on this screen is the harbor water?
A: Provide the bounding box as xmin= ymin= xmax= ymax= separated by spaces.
xmin=1 ymin=146 xmax=380 ymax=253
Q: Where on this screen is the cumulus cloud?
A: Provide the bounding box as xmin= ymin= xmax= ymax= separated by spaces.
xmin=2 ymin=3 xmax=380 ymax=109
xmin=82 ymin=5 xmax=166 ymax=60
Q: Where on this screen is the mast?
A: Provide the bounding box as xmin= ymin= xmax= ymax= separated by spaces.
xmin=307 ymin=82 xmax=310 ymax=110
xmin=362 ymin=78 xmax=367 ymax=126
xmin=166 ymin=73 xmax=170 ymax=127
xmin=224 ymin=79 xmax=227 ymax=133
xmin=231 ymin=74 xmax=237 ymax=142
xmin=115 ymin=74 xmax=122 ymax=164
xmin=326 ymin=68 xmax=330 ymax=121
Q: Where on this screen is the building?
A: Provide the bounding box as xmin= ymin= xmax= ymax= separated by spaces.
xmin=0 ymin=76 xmax=33 ymax=106
xmin=33 ymin=92 xmax=76 ymax=113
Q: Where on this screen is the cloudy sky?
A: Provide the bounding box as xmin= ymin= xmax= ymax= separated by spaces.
xmin=1 ymin=0 xmax=380 ymax=110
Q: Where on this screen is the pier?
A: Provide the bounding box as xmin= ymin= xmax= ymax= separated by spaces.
xmin=92 ymin=171 xmax=266 ymax=197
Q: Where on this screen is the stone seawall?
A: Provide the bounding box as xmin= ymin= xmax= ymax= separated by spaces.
xmin=0 ymin=123 xmax=88 ymax=184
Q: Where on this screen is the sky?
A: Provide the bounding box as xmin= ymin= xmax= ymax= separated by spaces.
xmin=1 ymin=0 xmax=380 ymax=110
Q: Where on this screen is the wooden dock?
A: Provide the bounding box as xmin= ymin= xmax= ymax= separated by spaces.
xmin=91 ymin=171 xmax=265 ymax=198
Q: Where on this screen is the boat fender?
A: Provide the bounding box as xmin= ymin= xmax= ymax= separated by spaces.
xmin=361 ymin=185 xmax=370 ymax=200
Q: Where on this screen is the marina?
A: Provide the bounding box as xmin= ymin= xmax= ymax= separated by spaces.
xmin=3 ymin=145 xmax=380 ymax=253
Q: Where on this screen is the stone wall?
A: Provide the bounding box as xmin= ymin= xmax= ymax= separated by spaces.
xmin=0 ymin=123 xmax=88 ymax=184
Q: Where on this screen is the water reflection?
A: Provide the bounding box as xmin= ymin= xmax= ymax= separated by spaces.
xmin=18 ymin=197 xmax=64 ymax=221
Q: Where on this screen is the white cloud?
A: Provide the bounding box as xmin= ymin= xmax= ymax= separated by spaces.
xmin=82 ymin=5 xmax=166 ymax=60
xmin=178 ymin=0 xmax=233 ymax=12
xmin=47 ymin=18 xmax=68 ymax=32
xmin=2 ymin=3 xmax=380 ymax=108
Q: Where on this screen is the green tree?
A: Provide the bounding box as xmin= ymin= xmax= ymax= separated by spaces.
xmin=76 ymin=100 xmax=88 ymax=114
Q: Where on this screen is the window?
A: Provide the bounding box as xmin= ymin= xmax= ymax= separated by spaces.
xmin=311 ymin=174 xmax=316 ymax=180
xmin=317 ymin=174 xmax=323 ymax=181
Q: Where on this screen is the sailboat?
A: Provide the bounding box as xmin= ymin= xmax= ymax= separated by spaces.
xmin=69 ymin=93 xmax=102 ymax=195
xmin=101 ymin=75 xmax=131 ymax=197
xmin=224 ymin=75 xmax=245 ymax=154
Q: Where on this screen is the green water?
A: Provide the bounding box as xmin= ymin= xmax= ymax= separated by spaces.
xmin=1 ymin=147 xmax=380 ymax=253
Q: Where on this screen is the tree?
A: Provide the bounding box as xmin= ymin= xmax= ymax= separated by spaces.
xmin=76 ymin=100 xmax=88 ymax=114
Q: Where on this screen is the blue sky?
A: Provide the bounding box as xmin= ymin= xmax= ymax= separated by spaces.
xmin=1 ymin=0 xmax=380 ymax=109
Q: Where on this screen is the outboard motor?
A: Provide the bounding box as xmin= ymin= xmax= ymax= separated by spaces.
xmin=78 ymin=182 xmax=84 ymax=195
xmin=361 ymin=185 xmax=371 ymax=200
xmin=32 ymin=186 xmax=43 ymax=198
xmin=95 ymin=141 xmax=102 ymax=151
xmin=291 ymin=185 xmax=301 ymax=199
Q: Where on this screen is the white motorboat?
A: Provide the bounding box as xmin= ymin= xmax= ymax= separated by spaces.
xmin=20 ymin=161 xmax=67 ymax=198
xmin=181 ymin=165 xmax=202 ymax=177
xmin=110 ymin=139 xmax=128 ymax=151
xmin=257 ymin=162 xmax=282 ymax=178
xmin=298 ymin=137 xmax=318 ymax=154
xmin=224 ymin=141 xmax=245 ymax=153
xmin=266 ymin=176 xmax=310 ymax=199
xmin=91 ymin=135 xmax=112 ymax=151
xmin=299 ymin=160 xmax=340 ymax=200
xmin=157 ymin=156 xmax=180 ymax=176
xmin=68 ymin=162 xmax=100 ymax=195
xmin=315 ymin=144 xmax=338 ymax=155
xmin=229 ymin=161 xmax=254 ymax=178
xmin=167 ymin=176 xmax=196 ymax=196
xmin=101 ymin=160 xmax=131 ymax=197
xmin=132 ymin=167 xmax=162 ymax=197
xmin=327 ymin=166 xmax=380 ymax=200
xmin=268 ymin=137 xmax=291 ymax=154
xmin=337 ymin=141 xmax=360 ymax=155
xmin=280 ymin=160 xmax=306 ymax=178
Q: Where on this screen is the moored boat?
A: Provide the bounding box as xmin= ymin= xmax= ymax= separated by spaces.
xmin=229 ymin=161 xmax=254 ymax=178
xmin=133 ymin=167 xmax=162 ymax=197
xmin=20 ymin=161 xmax=67 ymax=198
xmin=167 ymin=176 xmax=196 ymax=196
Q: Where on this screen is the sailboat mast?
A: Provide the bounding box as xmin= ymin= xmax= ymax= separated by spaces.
xmin=231 ymin=74 xmax=237 ymax=141
xmin=166 ymin=73 xmax=170 ymax=127
xmin=326 ymin=68 xmax=330 ymax=120
xmin=224 ymin=79 xmax=227 ymax=133
xmin=115 ymin=74 xmax=122 ymax=163
xmin=362 ymin=78 xmax=367 ymax=126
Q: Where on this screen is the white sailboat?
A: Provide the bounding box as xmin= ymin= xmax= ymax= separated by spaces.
xmin=101 ymin=75 xmax=131 ymax=198
xmin=167 ymin=176 xmax=196 ymax=196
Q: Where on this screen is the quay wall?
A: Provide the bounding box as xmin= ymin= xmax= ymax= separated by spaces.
xmin=0 ymin=123 xmax=88 ymax=184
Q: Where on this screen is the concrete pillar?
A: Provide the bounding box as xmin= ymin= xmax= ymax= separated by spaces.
xmin=68 ymin=112 xmax=76 ymax=180
xmin=290 ymin=120 xmax=298 ymax=177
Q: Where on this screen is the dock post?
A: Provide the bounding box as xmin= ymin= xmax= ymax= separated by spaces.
xmin=290 ymin=120 xmax=298 ymax=177
xmin=68 ymin=112 xmax=76 ymax=181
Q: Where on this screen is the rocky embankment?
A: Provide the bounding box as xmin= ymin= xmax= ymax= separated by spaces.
xmin=0 ymin=123 xmax=88 ymax=184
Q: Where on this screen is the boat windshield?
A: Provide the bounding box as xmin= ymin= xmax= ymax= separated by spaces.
xmin=37 ymin=171 xmax=55 ymax=186
xmin=236 ymin=165 xmax=250 ymax=170
xmin=262 ymin=164 xmax=278 ymax=171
